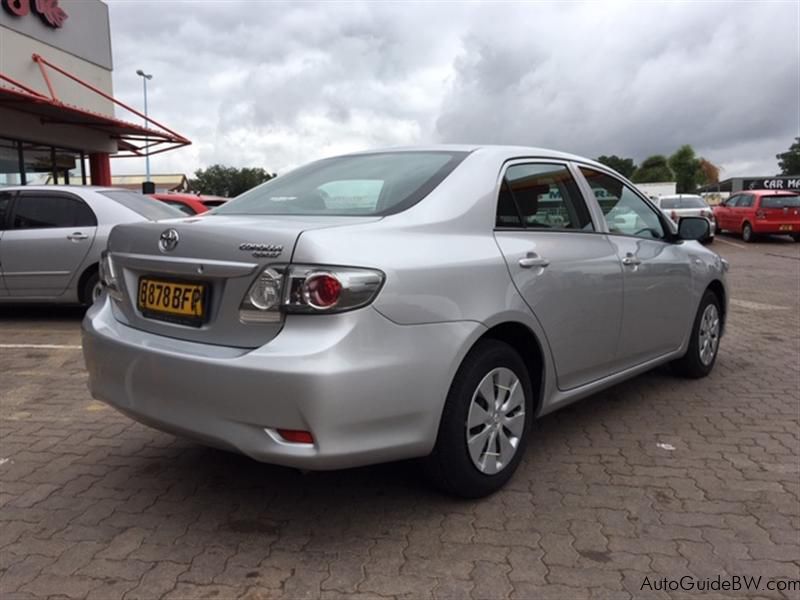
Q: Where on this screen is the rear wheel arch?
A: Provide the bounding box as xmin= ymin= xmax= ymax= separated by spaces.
xmin=77 ymin=262 xmax=100 ymax=305
xmin=468 ymin=321 xmax=545 ymax=417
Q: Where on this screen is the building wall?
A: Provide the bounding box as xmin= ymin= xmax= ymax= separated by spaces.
xmin=0 ymin=0 xmax=113 ymax=117
xmin=0 ymin=106 xmax=116 ymax=153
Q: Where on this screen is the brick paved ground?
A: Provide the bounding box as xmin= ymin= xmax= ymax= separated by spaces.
xmin=1 ymin=235 xmax=798 ymax=599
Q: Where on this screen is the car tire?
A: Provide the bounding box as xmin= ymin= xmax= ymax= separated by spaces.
xmin=671 ymin=290 xmax=722 ymax=379
xmin=742 ymin=222 xmax=754 ymax=243
xmin=81 ymin=271 xmax=103 ymax=306
xmin=423 ymin=340 xmax=533 ymax=498
xmin=792 ymin=234 xmax=800 ymax=243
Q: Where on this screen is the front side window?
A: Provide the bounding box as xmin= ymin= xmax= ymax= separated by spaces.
xmin=580 ymin=168 xmax=665 ymax=240
xmin=498 ymin=163 xmax=593 ymax=230
xmin=738 ymin=195 xmax=754 ymax=208
xmin=725 ymin=196 xmax=740 ymax=207
xmin=12 ymin=194 xmax=96 ymax=229
xmin=215 ymin=151 xmax=468 ymax=216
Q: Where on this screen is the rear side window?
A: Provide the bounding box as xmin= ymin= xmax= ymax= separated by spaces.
xmin=761 ymin=195 xmax=800 ymax=208
xmin=99 ymin=190 xmax=183 ymax=220
xmin=215 ymin=151 xmax=468 ymax=216
xmin=498 ymin=163 xmax=594 ymax=230
xmin=0 ymin=192 xmax=11 ymax=230
xmin=11 ymin=194 xmax=97 ymax=229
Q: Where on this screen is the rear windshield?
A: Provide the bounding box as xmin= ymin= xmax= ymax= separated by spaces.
xmin=680 ymin=197 xmax=707 ymax=208
xmin=99 ymin=190 xmax=183 ymax=220
xmin=660 ymin=198 xmax=680 ymax=209
xmin=761 ymin=195 xmax=800 ymax=209
xmin=660 ymin=197 xmax=706 ymax=209
xmin=214 ymin=151 xmax=469 ymax=216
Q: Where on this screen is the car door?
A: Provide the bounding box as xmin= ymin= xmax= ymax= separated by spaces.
xmin=493 ymin=161 xmax=624 ymax=390
xmin=2 ymin=191 xmax=97 ymax=297
xmin=716 ymin=195 xmax=737 ymax=229
xmin=0 ymin=191 xmax=13 ymax=297
xmin=577 ymin=167 xmax=693 ymax=368
xmin=734 ymin=193 xmax=754 ymax=232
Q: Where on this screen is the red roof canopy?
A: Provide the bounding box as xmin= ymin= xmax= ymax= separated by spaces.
xmin=0 ymin=54 xmax=190 ymax=157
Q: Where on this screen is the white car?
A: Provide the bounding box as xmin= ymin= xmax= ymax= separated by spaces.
xmin=653 ymin=194 xmax=714 ymax=242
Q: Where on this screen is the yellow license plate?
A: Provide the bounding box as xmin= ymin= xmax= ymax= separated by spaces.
xmin=138 ymin=278 xmax=207 ymax=323
xmin=779 ymin=224 xmax=792 ymax=231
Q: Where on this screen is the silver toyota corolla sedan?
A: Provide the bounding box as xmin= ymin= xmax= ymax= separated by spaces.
xmin=82 ymin=146 xmax=728 ymax=497
xmin=0 ymin=186 xmax=181 ymax=305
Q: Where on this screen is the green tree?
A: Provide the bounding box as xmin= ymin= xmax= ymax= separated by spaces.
xmin=596 ymin=155 xmax=637 ymax=178
xmin=631 ymin=155 xmax=673 ymax=183
xmin=776 ymin=137 xmax=800 ymax=175
xmin=190 ymin=165 xmax=275 ymax=197
xmin=668 ymin=145 xmax=702 ymax=193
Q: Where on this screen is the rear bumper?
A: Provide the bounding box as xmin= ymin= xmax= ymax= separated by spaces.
xmin=82 ymin=297 xmax=481 ymax=469
xmin=751 ymin=221 xmax=800 ymax=234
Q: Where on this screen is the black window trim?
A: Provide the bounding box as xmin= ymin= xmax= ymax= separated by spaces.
xmin=493 ymin=158 xmax=600 ymax=234
xmin=11 ymin=189 xmax=98 ymax=230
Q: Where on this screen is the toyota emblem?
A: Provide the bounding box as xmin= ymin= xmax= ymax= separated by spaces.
xmin=158 ymin=228 xmax=180 ymax=252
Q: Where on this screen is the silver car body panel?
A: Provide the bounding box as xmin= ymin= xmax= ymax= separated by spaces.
xmin=82 ymin=145 xmax=729 ymax=469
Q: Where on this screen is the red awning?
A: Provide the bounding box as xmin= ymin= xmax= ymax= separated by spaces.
xmin=0 ymin=54 xmax=190 ymax=158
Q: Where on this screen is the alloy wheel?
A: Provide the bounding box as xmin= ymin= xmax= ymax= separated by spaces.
xmin=466 ymin=367 xmax=525 ymax=475
xmin=698 ymin=304 xmax=720 ymax=366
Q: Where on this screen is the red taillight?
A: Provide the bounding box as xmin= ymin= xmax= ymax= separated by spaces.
xmin=700 ymin=210 xmax=709 ymax=218
xmin=670 ymin=210 xmax=678 ymax=221
xmin=302 ymin=273 xmax=342 ymax=309
xmin=277 ymin=429 xmax=314 ymax=444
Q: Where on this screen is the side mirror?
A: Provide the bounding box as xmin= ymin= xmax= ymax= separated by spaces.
xmin=678 ymin=216 xmax=709 ymax=241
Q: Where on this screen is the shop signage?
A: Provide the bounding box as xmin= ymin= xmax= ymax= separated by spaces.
xmin=745 ymin=178 xmax=800 ymax=191
xmin=2 ymin=0 xmax=68 ymax=29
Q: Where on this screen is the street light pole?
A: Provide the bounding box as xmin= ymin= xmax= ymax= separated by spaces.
xmin=135 ymin=69 xmax=153 ymax=184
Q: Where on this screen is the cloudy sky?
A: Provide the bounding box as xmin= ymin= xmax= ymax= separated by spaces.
xmin=107 ymin=0 xmax=799 ymax=178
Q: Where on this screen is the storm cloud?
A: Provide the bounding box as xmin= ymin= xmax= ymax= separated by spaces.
xmin=108 ymin=0 xmax=798 ymax=178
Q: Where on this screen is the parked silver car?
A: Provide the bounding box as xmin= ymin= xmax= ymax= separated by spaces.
xmin=82 ymin=146 xmax=728 ymax=497
xmin=0 ymin=186 xmax=180 ymax=305
xmin=653 ymin=194 xmax=715 ymax=242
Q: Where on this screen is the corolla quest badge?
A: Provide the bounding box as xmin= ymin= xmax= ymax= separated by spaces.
xmin=158 ymin=229 xmax=180 ymax=252
xmin=239 ymin=243 xmax=283 ymax=258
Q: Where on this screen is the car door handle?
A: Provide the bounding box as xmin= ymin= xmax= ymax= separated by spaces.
xmin=519 ymin=253 xmax=550 ymax=268
xmin=67 ymin=232 xmax=88 ymax=241
xmin=621 ymin=254 xmax=641 ymax=266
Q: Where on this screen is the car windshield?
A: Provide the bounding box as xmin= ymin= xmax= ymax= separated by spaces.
xmin=214 ymin=151 xmax=469 ymax=216
xmin=762 ymin=195 xmax=800 ymax=209
xmin=99 ymin=190 xmax=183 ymax=220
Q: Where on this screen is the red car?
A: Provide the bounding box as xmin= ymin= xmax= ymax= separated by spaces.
xmin=150 ymin=193 xmax=228 ymax=215
xmin=713 ymin=190 xmax=800 ymax=242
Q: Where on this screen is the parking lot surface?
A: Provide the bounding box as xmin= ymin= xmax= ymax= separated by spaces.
xmin=1 ymin=235 xmax=798 ymax=600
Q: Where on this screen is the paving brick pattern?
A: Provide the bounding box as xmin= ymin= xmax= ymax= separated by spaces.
xmin=1 ymin=236 xmax=798 ymax=599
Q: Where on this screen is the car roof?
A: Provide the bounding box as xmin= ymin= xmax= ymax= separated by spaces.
xmin=745 ymin=189 xmax=799 ymax=196
xmin=344 ymin=144 xmax=610 ymax=169
xmin=659 ymin=194 xmax=703 ymax=200
xmin=0 ymin=185 xmax=122 ymax=193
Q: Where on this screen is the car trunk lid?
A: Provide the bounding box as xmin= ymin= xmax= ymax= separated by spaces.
xmin=106 ymin=214 xmax=380 ymax=348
